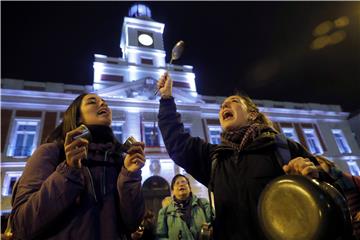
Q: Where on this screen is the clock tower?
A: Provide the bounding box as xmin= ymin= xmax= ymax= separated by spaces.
xmin=94 ymin=3 xmax=197 ymax=100
xmin=120 ymin=3 xmax=166 ymax=68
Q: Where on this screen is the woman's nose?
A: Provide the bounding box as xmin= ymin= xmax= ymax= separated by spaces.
xmin=100 ymin=100 xmax=107 ymax=107
xmin=221 ymin=101 xmax=230 ymax=109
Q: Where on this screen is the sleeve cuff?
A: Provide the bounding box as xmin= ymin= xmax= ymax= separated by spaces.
xmin=160 ymin=96 xmax=174 ymax=103
xmin=121 ymin=166 xmax=142 ymax=180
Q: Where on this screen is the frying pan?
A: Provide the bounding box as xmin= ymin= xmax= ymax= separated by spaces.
xmin=258 ymin=175 xmax=352 ymax=240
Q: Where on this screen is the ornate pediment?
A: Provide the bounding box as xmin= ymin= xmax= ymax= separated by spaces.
xmin=96 ymin=77 xmax=202 ymax=103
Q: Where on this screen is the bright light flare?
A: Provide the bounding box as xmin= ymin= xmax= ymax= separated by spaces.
xmin=334 ymin=16 xmax=350 ymax=28
xmin=313 ymin=21 xmax=333 ymax=37
xmin=328 ymin=30 xmax=347 ymax=45
xmin=311 ymin=35 xmax=330 ymax=50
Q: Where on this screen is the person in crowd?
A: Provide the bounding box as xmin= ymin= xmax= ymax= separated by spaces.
xmin=10 ymin=93 xmax=146 ymax=239
xmin=131 ymin=210 xmax=157 ymax=240
xmin=156 ymin=174 xmax=212 ymax=240
xmin=156 ymin=73 xmax=327 ymax=239
xmin=316 ymin=155 xmax=360 ymax=239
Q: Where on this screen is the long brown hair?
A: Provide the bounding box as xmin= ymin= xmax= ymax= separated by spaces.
xmin=45 ymin=93 xmax=88 ymax=144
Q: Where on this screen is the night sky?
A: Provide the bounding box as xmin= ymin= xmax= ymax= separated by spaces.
xmin=2 ymin=2 xmax=360 ymax=112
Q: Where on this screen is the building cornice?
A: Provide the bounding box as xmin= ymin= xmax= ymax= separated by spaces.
xmin=1 ymin=88 xmax=350 ymax=122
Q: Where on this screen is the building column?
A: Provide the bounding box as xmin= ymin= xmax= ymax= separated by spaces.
xmin=123 ymin=111 xmax=142 ymax=142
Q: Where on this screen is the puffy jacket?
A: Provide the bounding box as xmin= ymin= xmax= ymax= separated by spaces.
xmin=11 ymin=142 xmax=144 ymax=240
xmin=156 ymin=195 xmax=211 ymax=240
xmin=158 ymin=97 xmax=320 ymax=240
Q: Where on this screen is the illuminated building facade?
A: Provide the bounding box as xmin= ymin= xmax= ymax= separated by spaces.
xmin=1 ymin=4 xmax=360 ymax=214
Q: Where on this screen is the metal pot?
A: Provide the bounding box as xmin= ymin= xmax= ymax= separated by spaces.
xmin=258 ymin=175 xmax=352 ymax=240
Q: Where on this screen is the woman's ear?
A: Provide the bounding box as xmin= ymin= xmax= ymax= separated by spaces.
xmin=248 ymin=111 xmax=258 ymax=121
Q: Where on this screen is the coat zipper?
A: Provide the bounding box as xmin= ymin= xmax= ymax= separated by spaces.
xmin=85 ymin=166 xmax=98 ymax=202
xmin=103 ymin=150 xmax=109 ymax=195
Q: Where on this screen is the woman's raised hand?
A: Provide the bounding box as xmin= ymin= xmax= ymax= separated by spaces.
xmin=64 ymin=126 xmax=89 ymax=168
xmin=124 ymin=142 xmax=146 ymax=172
xmin=157 ymin=72 xmax=173 ymax=98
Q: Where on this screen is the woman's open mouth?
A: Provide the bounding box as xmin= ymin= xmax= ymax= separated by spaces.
xmin=222 ymin=110 xmax=234 ymax=121
xmin=97 ymin=108 xmax=109 ymax=115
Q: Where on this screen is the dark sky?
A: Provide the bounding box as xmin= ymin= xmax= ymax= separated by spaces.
xmin=2 ymin=2 xmax=360 ymax=112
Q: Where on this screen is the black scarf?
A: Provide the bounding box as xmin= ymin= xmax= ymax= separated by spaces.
xmin=85 ymin=125 xmax=116 ymax=144
xmin=221 ymin=123 xmax=276 ymax=151
xmin=84 ymin=125 xmax=123 ymax=166
xmin=174 ymin=194 xmax=193 ymax=228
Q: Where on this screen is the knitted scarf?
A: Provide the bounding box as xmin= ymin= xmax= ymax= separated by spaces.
xmin=173 ymin=194 xmax=192 ymax=228
xmin=221 ymin=123 xmax=276 ymax=151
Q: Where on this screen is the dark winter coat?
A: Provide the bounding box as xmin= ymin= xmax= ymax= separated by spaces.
xmin=11 ymin=142 xmax=144 ymax=240
xmin=158 ymin=97 xmax=319 ymax=240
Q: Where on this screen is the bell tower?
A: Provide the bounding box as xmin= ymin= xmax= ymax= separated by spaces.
xmin=120 ymin=3 xmax=166 ymax=68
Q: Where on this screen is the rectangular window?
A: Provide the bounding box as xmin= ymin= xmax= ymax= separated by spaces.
xmin=141 ymin=58 xmax=153 ymax=65
xmin=144 ymin=124 xmax=160 ymax=147
xmin=112 ymin=122 xmax=124 ymax=143
xmin=184 ymin=124 xmax=191 ymax=134
xmin=100 ymin=74 xmax=124 ymax=82
xmin=347 ymin=161 xmax=360 ymax=176
xmin=2 ymin=171 xmax=22 ymax=196
xmin=7 ymin=119 xmax=40 ymax=158
xmin=208 ymin=126 xmax=221 ymax=144
xmin=303 ymin=128 xmax=323 ymax=154
xmin=282 ymin=127 xmax=300 ymax=143
xmin=332 ymin=129 xmax=352 ymax=154
xmin=172 ymin=81 xmax=191 ymax=89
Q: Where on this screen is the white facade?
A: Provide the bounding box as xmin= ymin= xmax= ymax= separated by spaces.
xmin=349 ymin=112 xmax=360 ymax=147
xmin=2 ymin=4 xmax=360 ymax=214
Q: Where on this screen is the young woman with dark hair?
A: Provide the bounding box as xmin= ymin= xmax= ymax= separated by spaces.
xmin=11 ymin=93 xmax=146 ymax=240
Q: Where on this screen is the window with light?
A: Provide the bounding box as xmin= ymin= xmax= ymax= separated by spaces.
xmin=332 ymin=129 xmax=351 ymax=154
xmin=144 ymin=124 xmax=160 ymax=147
xmin=282 ymin=127 xmax=300 ymax=143
xmin=303 ymin=128 xmax=323 ymax=154
xmin=347 ymin=161 xmax=360 ymax=176
xmin=112 ymin=122 xmax=124 ymax=143
xmin=208 ymin=126 xmax=221 ymax=144
xmin=2 ymin=171 xmax=22 ymax=196
xmin=7 ymin=119 xmax=40 ymax=158
xmin=184 ymin=124 xmax=191 ymax=134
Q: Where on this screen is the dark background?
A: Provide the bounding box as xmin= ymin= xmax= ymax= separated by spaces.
xmin=2 ymin=2 xmax=360 ymax=112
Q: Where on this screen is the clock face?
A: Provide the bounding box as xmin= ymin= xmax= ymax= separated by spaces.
xmin=138 ymin=33 xmax=153 ymax=46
